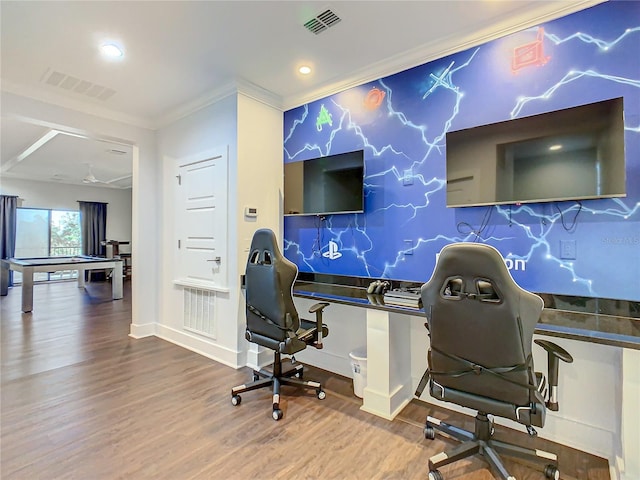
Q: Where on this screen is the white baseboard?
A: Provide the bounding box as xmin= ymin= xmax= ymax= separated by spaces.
xmin=361 ymin=383 xmax=413 ymax=420
xmin=155 ymin=323 xmax=243 ymax=369
xmin=129 ymin=322 xmax=156 ymax=338
xmin=611 ymin=455 xmax=623 ymax=480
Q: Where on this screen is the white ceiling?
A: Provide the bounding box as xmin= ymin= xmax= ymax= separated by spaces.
xmin=0 ymin=0 xmax=602 ymax=189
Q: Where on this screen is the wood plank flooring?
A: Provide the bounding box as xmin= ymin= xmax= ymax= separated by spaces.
xmin=1 ymin=281 xmax=609 ymax=479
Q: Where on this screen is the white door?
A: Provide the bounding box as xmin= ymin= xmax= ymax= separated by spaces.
xmin=176 ymin=148 xmax=228 ymax=289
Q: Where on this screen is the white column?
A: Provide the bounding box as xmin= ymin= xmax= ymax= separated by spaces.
xmin=361 ymin=309 xmax=413 ymax=420
xmin=620 ymin=348 xmax=640 ymax=480
xmin=246 ymin=343 xmax=272 ymax=371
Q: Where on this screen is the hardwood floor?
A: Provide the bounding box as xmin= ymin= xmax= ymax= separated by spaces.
xmin=1 ymin=281 xmax=609 ymax=479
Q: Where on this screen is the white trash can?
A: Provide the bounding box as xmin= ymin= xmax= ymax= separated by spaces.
xmin=349 ymin=347 xmax=367 ymax=398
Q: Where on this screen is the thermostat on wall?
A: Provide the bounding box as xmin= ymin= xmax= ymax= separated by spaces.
xmin=244 ymin=206 xmax=258 ymax=218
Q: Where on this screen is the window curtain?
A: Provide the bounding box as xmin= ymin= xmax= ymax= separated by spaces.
xmin=78 ymin=201 xmax=107 ymax=257
xmin=1 ymin=195 xmax=18 ymax=287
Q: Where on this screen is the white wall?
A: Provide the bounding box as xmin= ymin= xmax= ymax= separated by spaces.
xmin=154 ymin=90 xmax=283 ymax=368
xmin=2 ymin=91 xmax=159 ymax=335
xmin=0 ymin=177 xmax=132 ymax=241
xmin=156 ymin=93 xmax=239 ymax=364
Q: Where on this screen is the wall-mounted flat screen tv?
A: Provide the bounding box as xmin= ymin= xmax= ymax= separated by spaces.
xmin=284 ymin=149 xmax=365 ymax=216
xmin=445 ymin=97 xmax=626 ymax=207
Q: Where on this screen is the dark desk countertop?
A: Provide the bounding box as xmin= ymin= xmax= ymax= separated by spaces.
xmin=293 ymin=282 xmax=640 ymax=350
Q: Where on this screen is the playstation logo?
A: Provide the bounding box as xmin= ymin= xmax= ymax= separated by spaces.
xmin=322 ymin=240 xmax=342 ymax=260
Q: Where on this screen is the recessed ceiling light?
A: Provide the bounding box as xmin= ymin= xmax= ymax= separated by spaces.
xmin=101 ymin=43 xmax=124 ymax=58
xmin=549 ymin=144 xmax=563 ymax=151
xmin=299 ymin=65 xmax=312 ymax=75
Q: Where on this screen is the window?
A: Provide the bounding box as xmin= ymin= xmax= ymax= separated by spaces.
xmin=14 ymin=208 xmax=82 ymax=283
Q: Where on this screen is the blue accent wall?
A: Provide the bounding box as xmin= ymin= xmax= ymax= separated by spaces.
xmin=283 ymin=1 xmax=640 ymax=301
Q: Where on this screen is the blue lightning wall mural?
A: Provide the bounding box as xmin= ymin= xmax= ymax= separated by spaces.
xmin=283 ymin=1 xmax=640 ymax=301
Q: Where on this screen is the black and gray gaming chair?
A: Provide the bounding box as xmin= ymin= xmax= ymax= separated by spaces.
xmin=416 ymin=243 xmax=573 ymax=480
xmin=231 ymin=228 xmax=329 ymax=420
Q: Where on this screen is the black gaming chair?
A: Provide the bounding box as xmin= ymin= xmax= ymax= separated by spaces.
xmin=231 ymin=228 xmax=330 ymax=420
xmin=416 ymin=243 xmax=573 ymax=480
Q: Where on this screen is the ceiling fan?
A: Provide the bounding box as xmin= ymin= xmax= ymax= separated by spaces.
xmin=82 ymin=164 xmax=110 ymax=184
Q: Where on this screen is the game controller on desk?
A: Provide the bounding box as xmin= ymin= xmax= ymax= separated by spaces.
xmin=366 ymin=280 xmax=390 ymax=295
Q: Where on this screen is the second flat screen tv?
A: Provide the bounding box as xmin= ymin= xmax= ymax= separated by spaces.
xmin=445 ymin=97 xmax=626 ymax=207
xmin=284 ymin=150 xmax=365 ymax=216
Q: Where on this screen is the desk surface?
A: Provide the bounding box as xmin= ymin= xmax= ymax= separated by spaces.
xmin=5 ymin=256 xmax=122 ymax=268
xmin=293 ymin=281 xmax=640 ymax=350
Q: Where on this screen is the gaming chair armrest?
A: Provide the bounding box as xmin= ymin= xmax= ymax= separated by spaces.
xmin=308 ymin=302 xmax=330 ymax=349
xmin=534 ymin=339 xmax=574 ymax=411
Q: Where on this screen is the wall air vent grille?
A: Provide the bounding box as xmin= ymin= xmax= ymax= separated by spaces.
xmin=183 ymin=287 xmax=217 ymax=339
xmin=303 ymin=9 xmax=341 ymax=35
xmin=40 ymin=68 xmax=116 ymax=101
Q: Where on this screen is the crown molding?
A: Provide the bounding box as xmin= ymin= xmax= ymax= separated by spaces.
xmin=282 ymin=0 xmax=605 ymax=110
xmin=0 ymin=78 xmax=155 ymax=130
xmin=235 ymin=78 xmax=283 ymax=111
xmin=2 ymin=74 xmax=285 ymax=133
xmin=154 ymin=78 xmax=284 ymax=129
xmin=152 ymin=82 xmax=239 ymax=129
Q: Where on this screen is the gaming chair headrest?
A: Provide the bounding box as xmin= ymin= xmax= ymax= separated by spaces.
xmin=435 ymin=243 xmax=511 ymax=284
xmin=423 ymin=243 xmax=542 ymax=315
xmin=249 ymin=229 xmax=281 ymax=261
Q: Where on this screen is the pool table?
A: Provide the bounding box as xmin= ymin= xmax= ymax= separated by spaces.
xmin=0 ymin=256 xmax=123 ymax=313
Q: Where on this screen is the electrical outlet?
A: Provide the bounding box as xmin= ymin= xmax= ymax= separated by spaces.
xmin=404 ymin=239 xmax=414 ymax=255
xmin=560 ymin=240 xmax=576 ymax=260
xmin=403 ymin=169 xmax=413 ymax=186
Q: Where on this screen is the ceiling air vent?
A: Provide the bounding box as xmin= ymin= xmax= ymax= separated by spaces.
xmin=107 ymin=148 xmax=127 ymax=155
xmin=304 ymin=9 xmax=341 ymax=35
xmin=40 ymin=68 xmax=116 ymax=101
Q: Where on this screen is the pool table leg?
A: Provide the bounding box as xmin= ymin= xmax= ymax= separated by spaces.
xmin=21 ymin=268 xmax=34 ymax=313
xmin=1 ymin=263 xmax=8 ymax=296
xmin=112 ymin=263 xmax=123 ymax=300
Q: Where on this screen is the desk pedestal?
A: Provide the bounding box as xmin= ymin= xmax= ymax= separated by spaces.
xmin=621 ymin=349 xmax=640 ymax=479
xmin=361 ymin=309 xmax=413 ymax=420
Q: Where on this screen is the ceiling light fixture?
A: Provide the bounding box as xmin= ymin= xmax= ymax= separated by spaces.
xmin=101 ymin=43 xmax=124 ymax=58
xmin=299 ymin=65 xmax=312 ymax=75
xmin=549 ymin=144 xmax=563 ymax=151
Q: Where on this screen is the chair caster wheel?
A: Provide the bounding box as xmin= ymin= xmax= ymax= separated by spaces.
xmin=544 ymin=465 xmax=560 ymax=480
xmin=231 ymin=395 xmax=241 ymax=406
xmin=296 ymin=370 xmax=303 ymax=379
xmin=424 ymin=425 xmax=436 ymax=440
xmin=317 ymin=389 xmax=326 ymax=400
xmin=428 ymin=469 xmax=443 ymax=480
xmin=272 ymin=409 xmax=283 ymax=421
